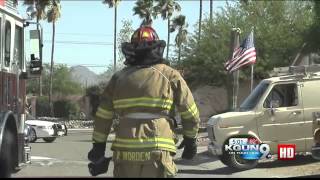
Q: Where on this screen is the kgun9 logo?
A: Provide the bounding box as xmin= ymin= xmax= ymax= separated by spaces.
xmin=224 ymin=137 xmax=271 ymax=160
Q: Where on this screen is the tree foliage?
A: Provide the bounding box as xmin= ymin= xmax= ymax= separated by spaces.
xmin=46 ymin=0 xmax=61 ymax=23
xmin=171 ymin=15 xmax=188 ymax=64
xmin=303 ymin=0 xmax=320 ymax=53
xmin=23 ymin=0 xmax=50 ymax=20
xmin=117 ymin=19 xmax=134 ymax=67
xmin=53 ymin=100 xmax=80 ymax=119
xmin=154 ymin=0 xmax=181 ymax=20
xmin=27 ymin=64 xmax=83 ymax=96
xmin=103 ymin=0 xmax=120 ymax=8
xmin=35 ymin=96 xmax=50 ymax=117
xmin=133 ymin=0 xmax=158 ymax=26
xmin=23 ymin=0 xmax=61 ymax=23
xmin=154 ymin=0 xmax=181 ymax=59
xmin=179 ymin=1 xmax=316 ymax=88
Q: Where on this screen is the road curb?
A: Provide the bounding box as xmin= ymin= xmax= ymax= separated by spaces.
xmin=68 ymin=128 xmax=93 ymax=131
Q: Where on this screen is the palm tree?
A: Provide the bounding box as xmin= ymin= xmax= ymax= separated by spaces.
xmin=47 ymin=0 xmax=61 ymax=117
xmin=171 ymin=15 xmax=187 ymax=64
xmin=133 ymin=0 xmax=158 ymax=26
xmin=154 ymin=0 xmax=181 ymax=60
xmin=24 ymin=0 xmax=49 ymax=20
xmin=210 ymin=0 xmax=213 ymax=21
xmin=24 ymin=0 xmax=50 ymax=96
xmin=103 ymin=0 xmax=120 ymax=73
xmin=198 ymin=0 xmax=203 ymax=41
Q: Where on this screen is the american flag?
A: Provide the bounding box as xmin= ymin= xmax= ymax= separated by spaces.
xmin=225 ymin=31 xmax=256 ymax=73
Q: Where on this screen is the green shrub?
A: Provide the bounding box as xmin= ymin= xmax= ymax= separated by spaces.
xmin=53 ymin=100 xmax=80 ymax=119
xmin=36 ymin=96 xmax=50 ymax=117
xmin=67 ymin=101 xmax=80 ymax=120
xmin=86 ymin=85 xmax=102 ymax=115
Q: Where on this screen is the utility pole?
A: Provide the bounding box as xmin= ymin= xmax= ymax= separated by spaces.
xmin=113 ymin=4 xmax=117 ymax=73
xmin=166 ymin=18 xmax=170 ymax=60
xmin=198 ymin=0 xmax=202 ymax=41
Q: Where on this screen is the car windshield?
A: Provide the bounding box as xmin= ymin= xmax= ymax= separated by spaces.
xmin=239 ymin=81 xmax=270 ymax=111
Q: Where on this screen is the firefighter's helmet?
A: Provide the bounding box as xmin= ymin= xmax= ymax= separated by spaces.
xmin=122 ymin=26 xmax=166 ymax=66
xmin=131 ymin=26 xmax=159 ymax=43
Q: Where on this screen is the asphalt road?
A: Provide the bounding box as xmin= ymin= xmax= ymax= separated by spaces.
xmin=13 ymin=129 xmax=320 ymax=178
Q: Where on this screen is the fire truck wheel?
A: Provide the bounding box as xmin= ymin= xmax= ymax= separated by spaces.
xmin=0 ymin=128 xmax=14 ymax=178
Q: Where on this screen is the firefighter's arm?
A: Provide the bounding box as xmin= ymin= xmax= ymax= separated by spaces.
xmin=171 ymin=72 xmax=200 ymax=138
xmin=92 ymin=76 xmax=116 ymax=143
xmin=88 ymin=76 xmax=116 ymax=176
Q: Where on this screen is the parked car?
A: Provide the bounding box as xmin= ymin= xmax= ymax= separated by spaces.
xmin=25 ymin=116 xmax=67 ymax=143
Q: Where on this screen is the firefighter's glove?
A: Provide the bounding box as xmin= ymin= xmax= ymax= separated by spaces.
xmin=88 ymin=157 xmax=112 ymax=176
xmin=88 ymin=143 xmax=106 ymax=162
xmin=88 ymin=142 xmax=110 ymax=176
xmin=178 ymin=136 xmax=197 ymax=160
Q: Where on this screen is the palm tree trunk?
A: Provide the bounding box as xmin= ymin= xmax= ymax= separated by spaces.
xmin=178 ymin=45 xmax=181 ymax=64
xmin=210 ymin=0 xmax=213 ymax=21
xmin=198 ymin=0 xmax=202 ymax=41
xmin=113 ymin=5 xmax=117 ymax=73
xmin=49 ymin=21 xmax=55 ymax=117
xmin=166 ymin=18 xmax=170 ymax=60
xmin=36 ymin=0 xmax=42 ymax=96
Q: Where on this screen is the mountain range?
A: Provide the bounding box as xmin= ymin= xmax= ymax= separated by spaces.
xmin=70 ymin=66 xmax=106 ymax=88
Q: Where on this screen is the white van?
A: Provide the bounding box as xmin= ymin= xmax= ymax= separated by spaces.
xmin=207 ymin=65 xmax=320 ymax=170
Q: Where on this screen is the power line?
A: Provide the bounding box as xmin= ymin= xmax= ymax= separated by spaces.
xmin=30 ymin=39 xmax=174 ymax=46
xmin=26 ymin=39 xmax=113 ymax=45
xmin=73 ymin=65 xmax=108 ymax=67
xmin=43 ymin=40 xmax=113 ymax=46
xmin=54 ymin=63 xmax=110 ymax=68
xmin=43 ymin=32 xmax=113 ymax=37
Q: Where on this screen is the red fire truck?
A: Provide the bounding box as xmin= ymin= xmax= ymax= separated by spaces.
xmin=0 ymin=0 xmax=42 ymax=177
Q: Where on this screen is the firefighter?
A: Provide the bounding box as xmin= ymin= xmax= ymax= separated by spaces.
xmin=87 ymin=26 xmax=200 ymax=178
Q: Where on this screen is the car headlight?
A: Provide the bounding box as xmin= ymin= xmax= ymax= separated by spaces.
xmin=208 ymin=116 xmax=221 ymax=126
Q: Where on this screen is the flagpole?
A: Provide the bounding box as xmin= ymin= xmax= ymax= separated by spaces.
xmin=227 ymin=29 xmax=255 ymax=108
xmin=231 ymin=28 xmax=241 ymax=110
xmin=250 ymin=27 xmax=255 ymax=92
xmin=233 ymin=70 xmax=240 ymax=110
xmin=250 ymin=64 xmax=254 ymax=92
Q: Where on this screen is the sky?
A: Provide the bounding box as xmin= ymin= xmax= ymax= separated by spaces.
xmin=18 ymin=0 xmax=226 ymax=74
